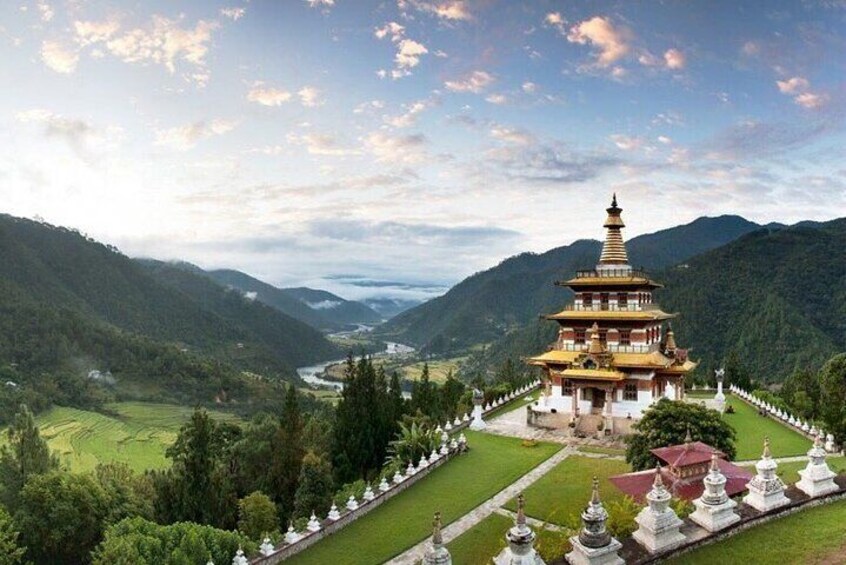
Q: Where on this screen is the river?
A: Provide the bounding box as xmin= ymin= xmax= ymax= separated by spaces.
xmin=296 ymin=340 xmax=415 ymax=391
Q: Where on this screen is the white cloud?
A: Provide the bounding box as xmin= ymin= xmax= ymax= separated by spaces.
xmin=287 ymin=133 xmax=361 ymax=156
xmin=794 ymin=92 xmax=828 ymax=109
xmin=399 ymin=0 xmax=472 ymax=21
xmin=374 ymin=22 xmax=427 ymax=78
xmin=220 ymin=7 xmax=246 ymax=21
xmin=544 ymin=12 xmax=566 ymax=33
xmin=37 ymin=1 xmax=54 ymax=22
xmin=41 ymin=40 xmax=79 ymax=74
xmin=74 ymin=19 xmax=121 ymax=46
xmin=247 ymin=83 xmax=292 ymax=106
xmin=155 ymin=119 xmax=238 ymax=151
xmin=363 ymin=131 xmax=427 ymax=164
xmin=375 ymin=22 xmax=405 ymax=41
xmin=353 ymin=100 xmax=386 ymax=114
xmin=15 ymin=108 xmax=124 ymax=155
xmin=485 ymin=93 xmax=507 ymax=105
xmin=395 ymin=39 xmax=428 ymax=70
xmin=657 ymin=135 xmax=672 ymax=144
xmin=444 ymin=70 xmax=494 ymax=93
xmin=663 ymin=48 xmax=685 ymax=69
xmin=609 ymin=134 xmax=643 ymax=151
xmin=776 ymin=76 xmax=809 ymax=94
xmin=489 ymin=125 xmax=533 ymax=145
xmin=566 ymin=16 xmax=630 ymax=68
xmin=386 ymin=100 xmax=428 ymax=127
xmin=298 ymin=86 xmax=324 ymax=107
xmin=305 ymin=0 xmax=335 ymax=8
xmin=522 ymin=81 xmax=537 ymax=93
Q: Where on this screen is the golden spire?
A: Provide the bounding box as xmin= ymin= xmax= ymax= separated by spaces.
xmin=587 ymin=322 xmax=605 ymax=354
xmin=590 ymin=476 xmax=601 ymax=505
xmin=762 ymin=437 xmax=771 ymax=459
xmin=665 ymin=324 xmax=677 ymax=354
xmin=432 ymin=511 xmax=443 ymax=546
xmin=653 ymin=465 xmax=664 ymax=488
xmin=598 ymin=193 xmax=630 ymax=266
xmin=684 ymin=426 xmax=692 ymax=450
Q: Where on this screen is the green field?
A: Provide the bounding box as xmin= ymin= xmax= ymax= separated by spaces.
xmin=670 ymin=498 xmax=846 ymax=564
xmin=21 ymin=402 xmax=240 ymax=473
xmin=502 ymin=455 xmax=630 ymax=526
xmin=722 ymin=395 xmax=810 ymax=460
xmin=739 ymin=455 xmax=846 ymax=485
xmin=447 ymin=513 xmax=512 ymax=565
xmin=287 ymin=431 xmax=562 ymax=565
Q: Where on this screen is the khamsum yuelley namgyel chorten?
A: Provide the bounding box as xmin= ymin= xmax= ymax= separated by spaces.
xmin=527 ymin=195 xmax=696 ymax=435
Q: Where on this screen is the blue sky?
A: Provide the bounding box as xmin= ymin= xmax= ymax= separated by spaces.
xmin=2 ymin=0 xmax=844 ymax=302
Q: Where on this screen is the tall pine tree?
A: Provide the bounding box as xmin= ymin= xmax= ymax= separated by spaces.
xmin=0 ymin=404 xmax=59 ymax=512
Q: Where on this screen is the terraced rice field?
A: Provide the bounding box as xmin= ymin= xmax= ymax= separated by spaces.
xmin=15 ymin=402 xmax=240 ymax=473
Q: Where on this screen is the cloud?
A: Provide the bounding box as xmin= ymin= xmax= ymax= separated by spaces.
xmin=663 ymin=48 xmax=685 ymax=69
xmin=353 ymin=100 xmax=386 ymax=114
xmin=363 ymin=132 xmax=427 ymax=164
xmin=609 ymin=134 xmax=644 ymax=151
xmin=247 ymin=82 xmax=292 ymax=106
xmin=395 ymin=39 xmax=428 ymax=71
xmin=37 ymin=1 xmax=54 ymax=22
xmin=374 ymin=22 xmax=405 ymax=41
xmin=566 ymin=16 xmax=630 ymax=68
xmin=305 ymin=0 xmax=335 ymax=8
xmin=154 ymin=119 xmax=238 ymax=151
xmin=483 ymin=142 xmax=620 ymax=184
xmin=286 ymin=133 xmax=361 ymax=156
xmin=485 ymin=93 xmax=507 ymax=105
xmin=444 ymin=70 xmax=495 ymax=93
xmin=298 ymin=86 xmax=324 ymax=107
xmin=220 ymin=7 xmax=246 ymax=21
xmin=776 ymin=76 xmax=810 ymax=94
xmin=489 ymin=125 xmax=533 ymax=145
xmin=522 ymin=82 xmax=538 ymax=93
xmin=386 ymin=100 xmax=429 ymax=128
xmin=74 ymin=19 xmax=121 ymax=46
xmin=702 ymin=119 xmax=829 ymax=159
xmin=309 ymin=219 xmax=518 ymax=248
xmin=544 ymin=12 xmax=566 ymax=33
xmin=15 ymin=109 xmax=123 ymax=157
xmin=775 ymin=76 xmax=828 ymax=109
xmin=398 ymin=0 xmax=473 ymax=21
xmin=41 ymin=40 xmax=79 ymax=74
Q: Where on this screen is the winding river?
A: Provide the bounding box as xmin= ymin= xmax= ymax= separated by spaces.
xmin=296 ymin=340 xmax=415 ymax=391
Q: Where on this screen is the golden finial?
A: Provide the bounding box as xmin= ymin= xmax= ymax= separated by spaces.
xmin=653 ymin=465 xmax=664 ymax=488
xmin=516 ymin=493 xmax=526 ymax=526
xmin=710 ymin=449 xmax=720 ymax=472
xmin=762 ymin=437 xmax=771 ymax=459
xmin=432 ymin=511 xmax=443 ymax=545
xmin=590 ymin=476 xmax=601 ymax=505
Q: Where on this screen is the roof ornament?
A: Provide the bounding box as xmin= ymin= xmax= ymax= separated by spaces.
xmin=684 ymin=426 xmax=693 ymax=450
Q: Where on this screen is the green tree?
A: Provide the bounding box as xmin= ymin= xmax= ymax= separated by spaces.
xmin=440 ymin=371 xmax=466 ymax=419
xmin=626 ymin=398 xmax=737 ymax=471
xmin=0 ymin=506 xmax=26 ymax=565
xmin=411 ymin=363 xmax=437 ymax=418
xmin=268 ymin=385 xmax=304 ymax=522
xmin=819 ymin=353 xmax=846 ymax=442
xmin=16 ymin=471 xmax=109 ymax=564
xmin=723 ymin=350 xmax=753 ymax=391
xmin=95 ymin=462 xmax=155 ymax=525
xmin=0 ymin=404 xmax=59 ymax=511
xmin=91 ymin=516 xmax=255 ymax=565
xmin=781 ymin=369 xmax=820 ymax=420
xmin=237 ymin=491 xmax=279 ymax=540
xmin=294 ymin=451 xmax=334 ymax=519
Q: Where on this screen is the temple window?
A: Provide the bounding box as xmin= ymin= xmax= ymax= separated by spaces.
xmin=619 ymin=330 xmax=631 ymax=346
xmin=599 ymin=329 xmax=607 ymax=344
xmin=600 ymin=293 xmax=609 ymax=310
xmin=575 ymin=328 xmax=586 ymax=344
xmin=624 ymin=382 xmax=638 ymax=401
xmin=562 ymin=379 xmax=573 ymax=395
xmin=617 ymin=293 xmax=628 ymax=308
xmin=582 ymin=293 xmax=592 ymax=307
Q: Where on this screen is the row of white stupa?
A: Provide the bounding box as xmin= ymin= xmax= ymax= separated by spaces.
xmin=478 ymin=380 xmax=541 ymax=413
xmin=730 ymin=385 xmax=837 ymax=452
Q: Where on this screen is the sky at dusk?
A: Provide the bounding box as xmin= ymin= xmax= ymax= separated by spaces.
xmin=2 ymin=0 xmax=845 ymax=302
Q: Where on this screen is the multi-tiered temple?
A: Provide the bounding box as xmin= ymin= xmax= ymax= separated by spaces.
xmin=528 ymin=196 xmax=696 ymax=434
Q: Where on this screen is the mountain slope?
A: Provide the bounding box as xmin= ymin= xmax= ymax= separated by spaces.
xmin=280 ymin=287 xmax=382 ymax=326
xmin=0 ymin=215 xmax=339 ymax=382
xmin=379 ymin=215 xmax=761 ymax=352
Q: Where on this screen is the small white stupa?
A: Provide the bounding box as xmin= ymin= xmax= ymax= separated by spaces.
xmin=565 ymin=478 xmax=623 ymax=565
xmin=346 ymin=494 xmax=359 ymax=511
xmin=494 ymin=494 xmax=545 ymax=565
xmin=232 ymin=547 xmax=249 ymax=565
xmin=423 ymin=512 xmax=452 ymax=565
xmin=260 ymin=537 xmax=275 ymax=556
xmin=327 ymin=503 xmax=341 ymax=521
xmin=743 ymin=438 xmax=790 ymax=512
xmin=796 ymin=433 xmax=839 ymax=498
xmin=307 ymin=512 xmax=321 ymax=532
xmin=690 ymin=451 xmax=741 ymax=532
xmin=470 ymin=388 xmax=487 ymax=431
xmin=284 ymin=523 xmax=301 ymax=544
xmin=632 ymin=466 xmax=686 ymax=553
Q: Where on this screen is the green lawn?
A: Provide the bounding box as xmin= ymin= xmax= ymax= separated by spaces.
xmin=723 ymin=395 xmax=810 ymax=460
xmin=669 ymin=498 xmax=846 ymax=564
xmin=287 ymin=431 xmax=562 ymax=565
xmin=20 ymin=402 xmax=240 ymax=473
xmin=486 ymin=389 xmax=539 ymax=420
xmin=577 ymin=446 xmax=626 ymax=456
xmin=447 ymin=513 xmax=511 ymax=565
xmin=502 ymin=455 xmax=630 ymax=526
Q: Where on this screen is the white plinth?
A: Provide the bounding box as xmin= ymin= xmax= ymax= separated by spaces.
xmin=493 ymin=547 xmax=545 ymax=565
xmin=743 ymin=483 xmax=789 ymax=512
xmin=565 ymin=537 xmax=624 ymax=565
xmin=632 ymin=506 xmax=686 ymax=553
xmin=796 ymin=464 xmax=839 ymax=498
xmin=689 ymin=497 xmax=740 ymax=532
xmin=469 ymin=404 xmax=486 ymax=431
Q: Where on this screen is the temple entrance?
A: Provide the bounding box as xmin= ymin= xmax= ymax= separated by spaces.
xmin=586 ymin=387 xmax=605 ymax=414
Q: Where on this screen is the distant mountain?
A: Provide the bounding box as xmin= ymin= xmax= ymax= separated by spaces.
xmin=0 ymin=214 xmax=340 ymax=396
xmin=362 ymin=297 xmax=423 ymax=319
xmin=467 ymin=219 xmax=843 ymax=383
xmin=280 ymin=287 xmax=382 ymax=326
xmin=203 ymin=270 xmax=382 ymax=330
xmin=378 ymin=215 xmax=762 ymax=353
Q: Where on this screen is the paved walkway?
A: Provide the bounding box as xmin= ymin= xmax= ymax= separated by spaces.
xmin=385 ymin=445 xmax=576 ymax=564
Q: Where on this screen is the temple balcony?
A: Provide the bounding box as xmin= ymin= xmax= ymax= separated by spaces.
xmin=574 ymin=267 xmax=649 ymax=279
xmin=553 ymin=341 xmax=660 ymax=353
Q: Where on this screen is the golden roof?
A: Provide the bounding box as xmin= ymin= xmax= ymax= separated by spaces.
xmin=556 ymin=368 xmax=626 ymax=381
xmin=546 ymin=309 xmax=677 ymax=321
xmin=563 ymin=276 xmax=664 ymax=288
xmin=612 ymin=351 xmax=673 ymax=368
xmin=660 ymin=359 xmax=698 ymax=374
xmin=527 ymin=350 xmax=581 ymax=365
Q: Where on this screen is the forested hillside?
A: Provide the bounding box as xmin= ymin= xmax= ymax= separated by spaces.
xmin=0 ymin=215 xmax=341 ymax=418
xmin=465 ymin=220 xmax=846 ymax=383
xmin=379 ymin=215 xmax=760 ymax=352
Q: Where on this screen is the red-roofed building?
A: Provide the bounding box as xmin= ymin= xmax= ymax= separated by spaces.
xmin=610 ymin=439 xmax=752 ymax=502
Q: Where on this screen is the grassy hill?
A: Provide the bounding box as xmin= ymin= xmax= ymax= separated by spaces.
xmin=378 ymin=215 xmax=761 ymax=353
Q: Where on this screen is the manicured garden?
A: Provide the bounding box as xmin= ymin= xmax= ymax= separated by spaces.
xmin=669 ymin=498 xmax=846 ymax=564
xmin=447 ymin=512 xmax=511 ymax=565
xmin=721 ymin=395 xmax=810 ymax=459
xmin=502 ymin=455 xmax=630 ymax=526
xmin=16 ymin=402 xmax=240 ymax=473
xmin=287 ymin=430 xmax=562 ymax=564
xmin=740 ymin=455 xmax=846 ymax=485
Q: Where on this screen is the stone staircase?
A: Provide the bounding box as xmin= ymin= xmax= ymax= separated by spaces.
xmin=576 ymin=413 xmax=606 ymax=437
